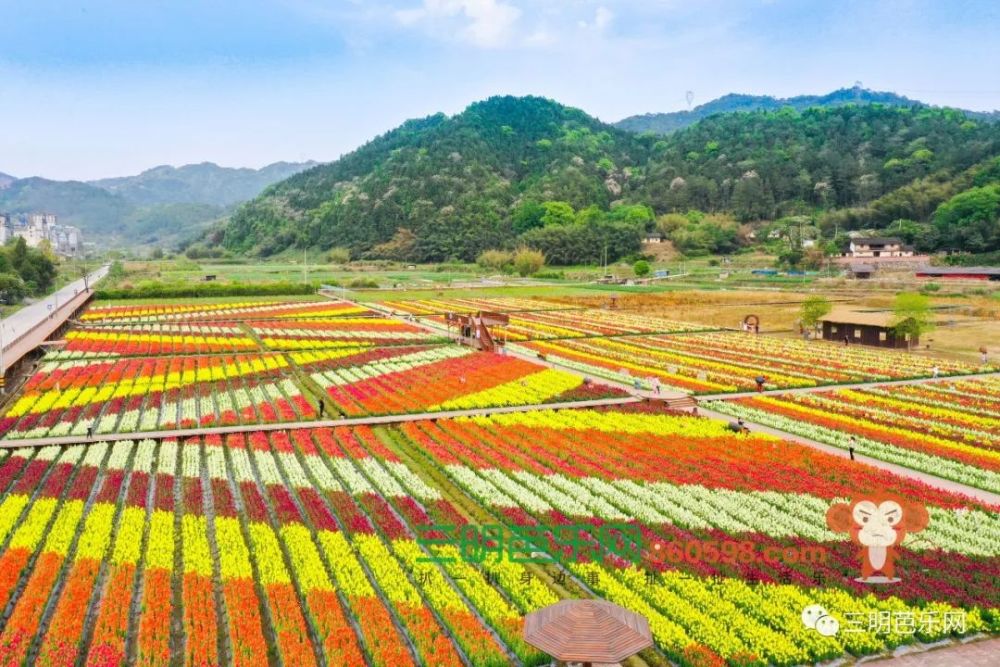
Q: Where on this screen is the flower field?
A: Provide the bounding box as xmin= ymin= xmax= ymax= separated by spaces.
xmin=423 ymin=309 xmax=712 ymax=341
xmin=0 ymin=354 xmax=315 ymax=438
xmin=0 ymin=410 xmax=994 ymax=666
xmin=54 ymin=323 xmax=259 ymax=358
xmin=0 ymin=293 xmax=996 ymax=666
xmin=516 ymin=332 xmax=982 ymax=393
xmin=376 ymin=296 xmax=570 ymax=316
xmin=706 ymin=376 xmax=1000 ymax=493
xmin=249 ymin=317 xmax=447 ymax=350
xmin=294 ymin=344 xmax=625 ymax=416
xmin=82 ymin=299 xmax=376 ymax=324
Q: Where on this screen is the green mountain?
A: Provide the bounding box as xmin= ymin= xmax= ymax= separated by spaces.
xmin=615 ymin=87 xmax=1000 ymax=135
xmin=222 ymin=95 xmax=1000 ymax=262
xmin=90 ymin=161 xmax=317 ymax=207
xmin=0 ymin=161 xmax=315 ymax=247
xmin=223 ymin=96 xmax=652 ymax=260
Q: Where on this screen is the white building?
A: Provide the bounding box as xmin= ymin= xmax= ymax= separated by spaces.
xmin=6 ymin=212 xmax=83 ymax=256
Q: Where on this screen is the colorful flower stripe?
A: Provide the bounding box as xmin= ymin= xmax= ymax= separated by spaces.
xmin=708 ymin=396 xmax=1000 ymax=494
xmin=251 ymin=317 xmax=446 ymax=350
xmin=216 ymin=440 xmax=320 ymax=667
xmin=1 ymin=353 xmax=315 ymax=437
xmin=82 ymin=299 xmax=374 ymax=323
xmin=403 ymin=414 xmax=1000 ymax=610
xmin=441 ymin=410 xmax=992 ymax=509
xmin=376 ymin=296 xmax=568 ymax=316
xmin=254 ymin=432 xmax=463 ymax=667
xmin=305 ymin=343 xmax=618 ymax=416
xmin=311 ymin=427 xmax=548 ymax=666
xmin=179 ymin=441 xmax=219 ymax=667
xmin=388 ymin=415 xmax=996 ymax=664
xmin=0 ymin=443 xmax=110 ymax=665
xmin=85 ymin=440 xmax=157 ymax=666
xmin=203 ymin=439 xmax=270 ymax=667
xmin=61 ymin=326 xmax=258 ymax=357
xmin=34 ymin=442 xmax=133 ymax=667
xmin=135 ymin=439 xmax=178 ymax=667
xmin=518 ymin=330 xmax=983 ymax=393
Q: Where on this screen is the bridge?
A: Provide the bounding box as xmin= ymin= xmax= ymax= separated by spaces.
xmin=1 ymin=264 xmax=109 ymax=390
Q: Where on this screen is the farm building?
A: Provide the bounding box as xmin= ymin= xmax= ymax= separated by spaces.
xmin=846 ymin=263 xmax=875 ymax=279
xmin=820 ymin=307 xmax=916 ymax=349
xmin=840 ymin=237 xmax=914 ymax=259
xmin=915 ymin=267 xmax=1000 ymax=281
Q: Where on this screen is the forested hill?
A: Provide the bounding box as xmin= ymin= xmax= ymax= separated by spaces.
xmin=222 ymin=96 xmax=652 ymax=259
xmin=615 ymin=87 xmax=1000 ymax=134
xmin=221 ymin=96 xmax=1000 ymax=263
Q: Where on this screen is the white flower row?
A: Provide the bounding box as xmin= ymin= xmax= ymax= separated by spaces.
xmin=444 ymin=464 xmax=519 ymax=509
xmin=480 ymin=468 xmax=553 ymax=514
xmin=358 ymin=458 xmax=407 ymax=498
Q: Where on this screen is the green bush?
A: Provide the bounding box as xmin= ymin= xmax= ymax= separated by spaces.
xmin=95 ymin=281 xmax=320 ymax=299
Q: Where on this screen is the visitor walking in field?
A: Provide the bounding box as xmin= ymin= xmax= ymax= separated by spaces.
xmin=755 ymin=375 xmax=766 ymax=392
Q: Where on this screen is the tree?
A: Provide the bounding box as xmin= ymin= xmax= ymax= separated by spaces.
xmin=512 ymin=200 xmax=545 ymax=234
xmin=800 ymin=296 xmax=831 ymax=335
xmin=633 ymin=260 xmax=651 ymax=277
xmin=0 ymin=273 xmax=27 ymax=305
xmin=892 ymin=292 xmax=935 ymax=350
xmin=513 ymin=247 xmax=544 ymax=276
xmin=540 ymin=201 xmax=576 ymax=227
xmin=933 ymin=185 xmax=1000 ymax=253
xmin=327 ymin=247 xmax=351 ymax=264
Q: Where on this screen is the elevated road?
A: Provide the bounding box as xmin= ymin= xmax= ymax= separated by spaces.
xmin=1 ymin=264 xmax=109 ymax=381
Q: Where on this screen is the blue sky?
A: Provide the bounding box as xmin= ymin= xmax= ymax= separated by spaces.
xmin=1 ymin=0 xmax=998 ymax=180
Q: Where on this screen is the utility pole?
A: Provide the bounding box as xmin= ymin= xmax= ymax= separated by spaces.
xmin=303 ymin=248 xmax=308 ymax=284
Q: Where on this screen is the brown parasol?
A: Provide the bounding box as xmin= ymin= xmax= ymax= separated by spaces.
xmin=523 ymin=599 xmax=652 ymax=666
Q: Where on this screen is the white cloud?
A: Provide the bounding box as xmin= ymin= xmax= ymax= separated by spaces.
xmin=395 ymin=0 xmax=522 ymax=48
xmin=594 ymin=6 xmax=613 ymax=31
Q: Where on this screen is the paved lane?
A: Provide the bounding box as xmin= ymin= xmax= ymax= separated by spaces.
xmin=1 ymin=264 xmax=109 ymax=372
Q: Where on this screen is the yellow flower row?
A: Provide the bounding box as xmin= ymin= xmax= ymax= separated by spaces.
xmin=145 ymin=510 xmax=175 ymax=571
xmin=280 ymin=524 xmax=334 ymax=593
xmin=110 ymin=507 xmax=147 ymax=566
xmin=433 ymin=369 xmax=582 ymax=411
xmin=74 ymin=503 xmax=116 ymax=561
xmin=317 ymin=531 xmax=377 ymax=599
xmin=215 ymin=517 xmax=254 ymax=580
xmin=288 ymin=346 xmax=371 ymax=365
xmin=247 ymin=522 xmax=291 ymax=586
xmin=182 ymin=515 xmax=214 ymax=577
xmin=354 ymin=534 xmax=424 ymax=607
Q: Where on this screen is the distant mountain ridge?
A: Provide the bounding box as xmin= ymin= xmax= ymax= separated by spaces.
xmin=615 ymin=87 xmax=1000 ymax=134
xmin=0 ymin=161 xmax=316 ymax=247
xmin=89 ymin=160 xmax=318 ymax=207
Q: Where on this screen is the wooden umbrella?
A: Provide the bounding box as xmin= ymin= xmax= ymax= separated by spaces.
xmin=523 ymin=599 xmax=652 ymax=666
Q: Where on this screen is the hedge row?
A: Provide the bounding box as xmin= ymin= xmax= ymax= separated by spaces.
xmin=95 ymin=281 xmax=322 ymax=299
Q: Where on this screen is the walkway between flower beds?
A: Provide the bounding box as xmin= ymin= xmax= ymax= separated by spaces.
xmin=0 ymin=395 xmax=641 ymax=449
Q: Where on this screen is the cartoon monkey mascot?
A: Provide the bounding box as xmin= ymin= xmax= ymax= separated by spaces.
xmin=826 ymin=496 xmax=929 ymax=583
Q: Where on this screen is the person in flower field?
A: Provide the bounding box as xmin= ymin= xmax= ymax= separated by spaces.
xmin=754 ymin=375 xmax=766 ymax=392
